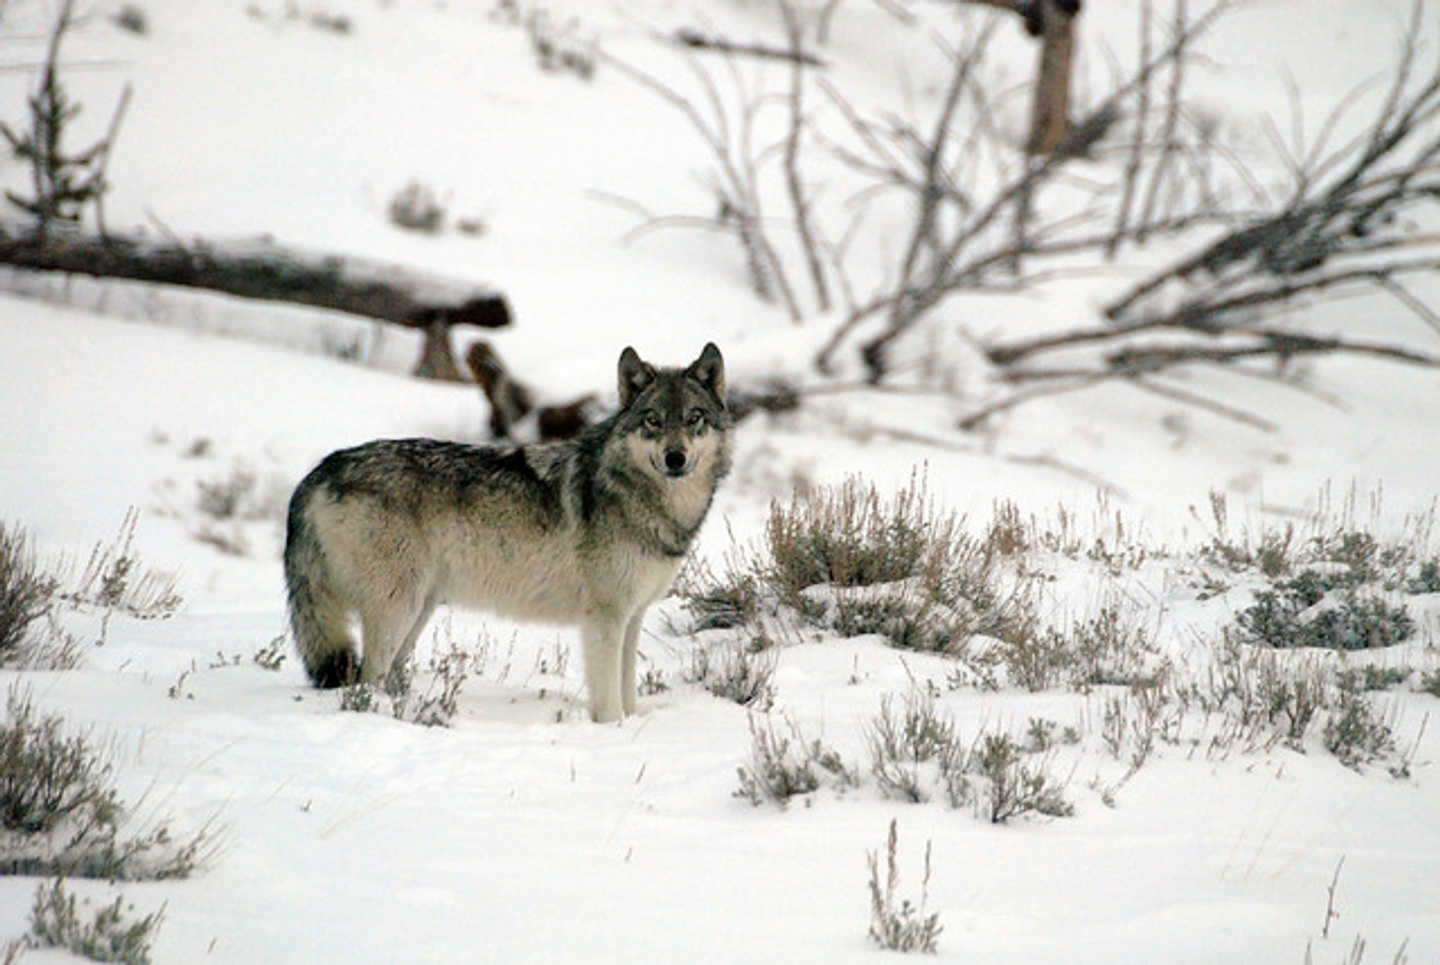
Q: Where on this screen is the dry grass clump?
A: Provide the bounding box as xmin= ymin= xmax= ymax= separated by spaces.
xmin=683 ymin=474 xmax=1040 ymax=663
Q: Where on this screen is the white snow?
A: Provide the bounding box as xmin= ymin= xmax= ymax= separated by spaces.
xmin=1 ymin=1 xmax=1438 ymax=962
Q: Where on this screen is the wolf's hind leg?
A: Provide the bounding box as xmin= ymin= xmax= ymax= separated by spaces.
xmin=359 ymin=594 xmax=432 ymax=687
xmin=387 ymin=592 xmax=438 ymax=688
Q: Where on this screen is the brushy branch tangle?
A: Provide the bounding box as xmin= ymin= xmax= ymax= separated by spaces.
xmin=814 ymin=0 xmax=1249 ymax=379
xmin=778 ymin=0 xmax=832 ymax=315
xmin=606 ymin=1 xmax=949 ymax=326
xmin=610 ymin=0 xmax=1240 ymax=369
xmin=27 ymin=876 xmax=165 ymax=965
xmin=967 ymin=0 xmax=1440 ymax=428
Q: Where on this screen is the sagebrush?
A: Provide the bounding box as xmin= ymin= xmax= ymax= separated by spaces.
xmin=0 ymin=685 xmax=215 ymax=879
xmin=0 ymin=521 xmax=56 ymax=665
xmin=27 ymin=877 xmax=164 ymax=965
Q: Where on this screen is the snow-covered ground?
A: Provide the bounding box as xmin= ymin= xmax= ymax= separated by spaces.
xmin=1 ymin=1 xmax=1438 ymax=961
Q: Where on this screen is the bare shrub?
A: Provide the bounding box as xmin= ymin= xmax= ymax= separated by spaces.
xmin=687 ymin=635 xmax=778 ymax=712
xmin=0 ymin=522 xmax=57 ymax=664
xmin=339 ymin=623 xmax=522 ymax=725
xmin=1098 ymin=676 xmax=1176 ymax=777
xmin=0 ymin=687 xmax=118 ymax=840
xmin=337 ymin=681 xmax=382 ymax=715
xmin=339 ymin=634 xmax=478 ymax=728
xmin=27 ymin=877 xmax=164 ymax=965
xmin=1204 ymin=635 xmax=1327 ymax=751
xmin=862 ymin=688 xmax=1072 ymax=820
xmin=991 ymin=619 xmax=1071 ymax=693
xmin=677 ymin=475 xmax=1041 ymax=679
xmin=524 ymin=6 xmax=596 ymax=79
xmin=866 ymin=818 xmax=941 ymax=954
xmin=764 ymin=474 xmax=1039 ymax=652
xmin=1421 ymin=668 xmax=1440 ymax=698
xmin=1219 ymin=494 xmax=1431 ymax=655
xmin=735 ymin=712 xmax=857 ymax=807
xmin=766 ymin=475 xmax=940 ymax=595
xmin=0 ymin=519 xmax=119 ymax=671
xmin=113 ymin=5 xmax=150 ymax=36
xmin=192 ymin=466 xmax=289 ymax=558
xmin=973 ymin=731 xmax=1074 ymax=824
xmin=388 ymin=180 xmax=446 ymax=234
xmin=1324 ymin=674 xmax=1397 ymax=771
xmin=675 ymin=549 xmax=764 ymax=632
xmin=390 ymin=636 xmax=477 ymax=728
xmin=864 ymin=689 xmax=967 ymax=806
xmin=1202 ymin=634 xmax=1412 ymax=773
xmin=61 ymin=509 xmax=181 ymax=619
xmin=1026 ymin=602 xmax=1161 ymax=693
xmin=0 ymin=685 xmax=215 ymax=880
xmin=251 ymin=635 xmax=287 ymax=672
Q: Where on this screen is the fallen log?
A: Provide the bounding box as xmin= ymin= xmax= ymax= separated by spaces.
xmin=0 ymin=223 xmax=511 ymax=380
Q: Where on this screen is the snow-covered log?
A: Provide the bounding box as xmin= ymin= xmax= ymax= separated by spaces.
xmin=0 ymin=223 xmax=510 ymax=380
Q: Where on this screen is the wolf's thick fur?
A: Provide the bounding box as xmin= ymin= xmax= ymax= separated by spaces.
xmin=284 ymin=343 xmax=731 ymax=722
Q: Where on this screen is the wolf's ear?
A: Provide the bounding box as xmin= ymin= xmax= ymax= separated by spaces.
xmin=687 ymin=342 xmax=725 ymax=402
xmin=618 ymin=346 xmax=656 ymax=408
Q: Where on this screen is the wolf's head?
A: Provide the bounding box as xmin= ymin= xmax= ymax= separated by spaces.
xmin=616 ymin=343 xmax=731 ymax=481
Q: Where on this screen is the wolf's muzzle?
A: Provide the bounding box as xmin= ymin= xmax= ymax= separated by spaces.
xmin=662 ymin=448 xmax=691 ymax=477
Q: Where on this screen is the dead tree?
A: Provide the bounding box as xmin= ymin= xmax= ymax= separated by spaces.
xmin=602 ymin=49 xmax=804 ymax=322
xmin=466 ymin=341 xmax=534 ymax=437
xmin=959 ymin=0 xmax=1082 ymax=155
xmin=1025 ymin=0 xmax=1082 ymax=156
xmin=464 ymin=340 xmax=600 ymax=441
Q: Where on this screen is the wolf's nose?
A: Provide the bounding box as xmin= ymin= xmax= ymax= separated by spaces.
xmin=663 ymin=449 xmax=689 ymax=474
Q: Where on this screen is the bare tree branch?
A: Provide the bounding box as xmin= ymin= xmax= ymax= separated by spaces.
xmin=600 ymin=45 xmax=805 ymax=320
xmin=779 ymin=0 xmax=831 ymax=313
xmin=1108 ymin=0 xmax=1153 ymax=256
xmin=1135 ymin=0 xmax=1189 ymax=239
xmin=669 ymin=26 xmax=827 ymax=67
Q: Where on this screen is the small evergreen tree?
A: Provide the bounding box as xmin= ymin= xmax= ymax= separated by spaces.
xmin=1 ymin=0 xmax=130 ymax=240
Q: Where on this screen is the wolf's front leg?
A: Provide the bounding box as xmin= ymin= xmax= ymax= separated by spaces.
xmin=581 ymin=616 xmax=626 ymax=723
xmin=621 ymin=612 xmax=645 ymax=717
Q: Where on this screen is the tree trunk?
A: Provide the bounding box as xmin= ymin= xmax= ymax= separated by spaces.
xmin=1026 ymin=0 xmax=1078 ymax=157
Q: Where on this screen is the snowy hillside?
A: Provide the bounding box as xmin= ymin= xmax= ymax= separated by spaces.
xmin=1 ymin=1 xmax=1438 ymax=962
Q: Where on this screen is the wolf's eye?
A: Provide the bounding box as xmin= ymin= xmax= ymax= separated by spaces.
xmin=643 ymin=411 xmax=663 ymax=431
xmin=686 ymin=409 xmax=706 ymax=427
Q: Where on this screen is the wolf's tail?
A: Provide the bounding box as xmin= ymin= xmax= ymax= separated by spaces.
xmin=284 ymin=478 xmax=356 ymax=688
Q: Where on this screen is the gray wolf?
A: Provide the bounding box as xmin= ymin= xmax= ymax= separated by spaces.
xmin=283 ymin=343 xmax=731 ymax=722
